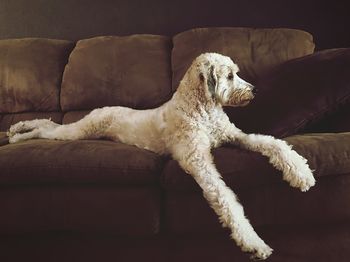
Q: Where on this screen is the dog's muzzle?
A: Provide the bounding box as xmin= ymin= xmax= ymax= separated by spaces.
xmin=252 ymin=86 xmax=258 ymax=95
xmin=229 ymin=76 xmax=256 ymax=107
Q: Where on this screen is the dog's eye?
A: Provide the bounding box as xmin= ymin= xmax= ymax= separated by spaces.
xmin=227 ymin=73 xmax=233 ymax=80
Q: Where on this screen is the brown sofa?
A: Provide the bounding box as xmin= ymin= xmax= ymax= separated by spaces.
xmin=0 ymin=28 xmax=349 ymax=262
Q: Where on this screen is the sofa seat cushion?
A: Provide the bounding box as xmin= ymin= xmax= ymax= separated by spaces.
xmin=162 ymin=132 xmax=350 ymax=233
xmin=0 ymin=139 xmax=165 ymax=186
xmin=0 ymin=186 xmax=160 ymax=236
xmin=285 ymin=132 xmax=350 ymax=176
xmin=162 ymin=132 xmax=350 ymax=191
xmin=0 ymin=132 xmax=8 ymax=146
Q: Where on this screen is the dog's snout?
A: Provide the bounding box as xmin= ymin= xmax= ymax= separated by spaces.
xmin=251 ymin=86 xmax=258 ymax=95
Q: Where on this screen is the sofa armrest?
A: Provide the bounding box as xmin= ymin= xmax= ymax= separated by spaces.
xmin=226 ymin=48 xmax=350 ymax=138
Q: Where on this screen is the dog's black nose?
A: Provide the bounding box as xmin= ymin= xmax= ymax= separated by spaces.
xmin=252 ymin=86 xmax=258 ymax=95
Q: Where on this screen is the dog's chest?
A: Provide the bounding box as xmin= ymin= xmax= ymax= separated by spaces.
xmin=196 ymin=110 xmax=231 ymax=145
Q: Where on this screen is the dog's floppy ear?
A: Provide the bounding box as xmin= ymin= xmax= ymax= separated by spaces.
xmin=199 ymin=64 xmax=217 ymax=97
xmin=207 ymin=65 xmax=217 ymax=96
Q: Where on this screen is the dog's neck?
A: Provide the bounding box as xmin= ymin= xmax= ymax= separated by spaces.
xmin=172 ymin=77 xmax=223 ymax=118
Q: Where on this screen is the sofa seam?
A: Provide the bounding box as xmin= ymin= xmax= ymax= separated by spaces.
xmin=280 ymin=90 xmax=350 ymax=137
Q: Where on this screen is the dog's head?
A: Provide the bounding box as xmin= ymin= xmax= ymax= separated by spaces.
xmin=192 ymin=53 xmax=256 ymax=107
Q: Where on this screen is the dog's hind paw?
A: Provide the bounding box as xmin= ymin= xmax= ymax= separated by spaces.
xmin=8 ymin=134 xmax=21 ymax=144
xmin=8 ymin=121 xmax=35 ymax=137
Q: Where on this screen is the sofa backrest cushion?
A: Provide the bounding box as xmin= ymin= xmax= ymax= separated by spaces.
xmin=0 ymin=38 xmax=74 ymax=113
xmin=227 ymin=48 xmax=350 ymax=137
xmin=60 ymin=35 xmax=172 ymax=111
xmin=171 ymin=27 xmax=315 ymax=90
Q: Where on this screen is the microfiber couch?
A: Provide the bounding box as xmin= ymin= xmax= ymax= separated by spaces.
xmin=0 ymin=28 xmax=350 ymax=262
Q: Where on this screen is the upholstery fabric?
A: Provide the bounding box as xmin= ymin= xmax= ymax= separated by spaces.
xmin=162 ymin=132 xmax=350 ymax=191
xmin=0 ymin=139 xmax=165 ymax=186
xmin=0 ymin=187 xmax=160 ymax=236
xmin=165 ymin=174 xmax=350 ymax=233
xmin=304 ymin=102 xmax=350 ymax=133
xmin=285 ymin=132 xmax=350 ymax=176
xmin=0 ymin=224 xmax=349 ymax=262
xmin=62 ymin=111 xmax=91 ymax=124
xmin=171 ymin=27 xmax=315 ymax=90
xmin=61 ymin=35 xmax=172 ymax=111
xmin=0 ymin=132 xmax=8 ymax=146
xmin=0 ymin=38 xmax=74 ymax=113
xmin=227 ymin=48 xmax=350 ymax=137
xmin=162 ymin=132 xmax=350 ymax=232
xmin=0 ymin=112 xmax=63 ymax=132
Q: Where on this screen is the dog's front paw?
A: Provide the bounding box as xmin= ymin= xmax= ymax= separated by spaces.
xmin=283 ymin=151 xmax=316 ymax=192
xmin=286 ymin=161 xmax=316 ymax=192
xmin=292 ymin=170 xmax=316 ymax=192
xmin=240 ymin=237 xmax=273 ymax=260
xmin=247 ymin=242 xmax=273 ymax=260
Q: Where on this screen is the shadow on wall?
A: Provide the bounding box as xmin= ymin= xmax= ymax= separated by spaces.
xmin=0 ymin=0 xmax=349 ymax=49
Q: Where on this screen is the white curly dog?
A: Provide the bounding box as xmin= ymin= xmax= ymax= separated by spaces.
xmin=7 ymin=53 xmax=315 ymax=260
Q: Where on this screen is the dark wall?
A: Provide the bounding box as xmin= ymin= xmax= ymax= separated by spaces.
xmin=0 ymin=0 xmax=349 ymax=49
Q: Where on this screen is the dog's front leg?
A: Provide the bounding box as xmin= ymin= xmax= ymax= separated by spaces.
xmin=226 ymin=125 xmax=315 ymax=192
xmin=172 ymin=143 xmax=273 ymax=260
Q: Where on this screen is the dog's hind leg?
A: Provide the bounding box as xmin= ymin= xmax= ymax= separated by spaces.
xmin=7 ymin=119 xmax=59 ymax=137
xmin=8 ymin=107 xmax=115 ymax=143
xmin=9 ymin=129 xmax=42 ymax=143
xmin=8 ymin=119 xmax=60 ymax=143
xmin=172 ymin=140 xmax=273 ymax=260
xmin=8 ymin=120 xmax=82 ymax=143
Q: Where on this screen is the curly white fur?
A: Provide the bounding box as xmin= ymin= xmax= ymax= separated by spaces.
xmin=7 ymin=53 xmax=315 ymax=260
